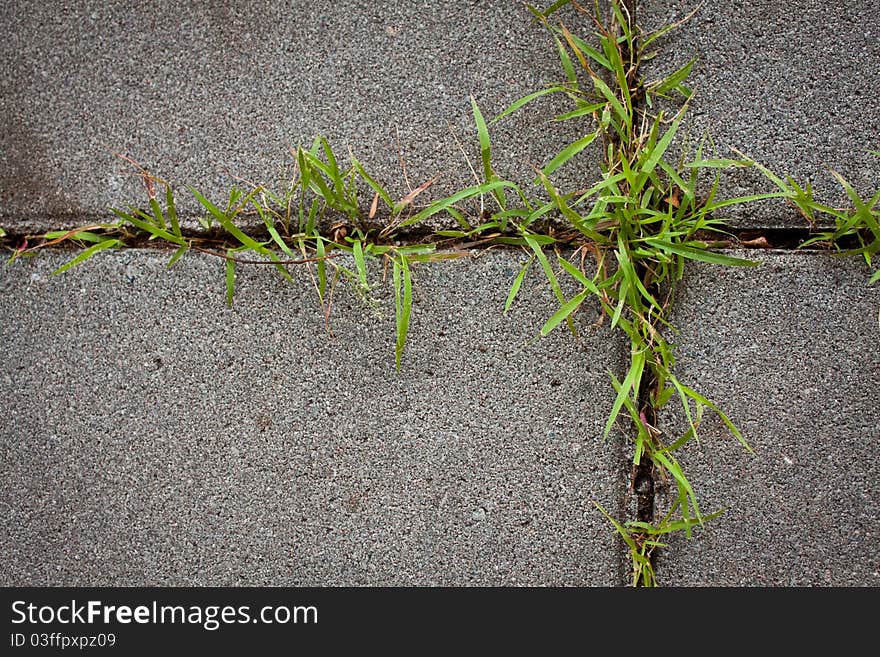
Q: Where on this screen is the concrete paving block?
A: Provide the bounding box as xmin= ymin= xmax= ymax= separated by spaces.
xmin=1 ymin=1 xmax=604 ymax=232
xmin=655 ymin=250 xmax=879 ymax=585
xmin=640 ymin=0 xmax=880 ymax=228
xmin=0 ymin=248 xmax=628 ymax=585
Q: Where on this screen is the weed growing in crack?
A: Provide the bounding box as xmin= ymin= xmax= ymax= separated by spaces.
xmin=456 ymin=0 xmax=766 ymax=586
xmin=496 ymin=0 xmax=879 ymax=583
xmin=4 ymin=0 xmax=878 ymax=586
xmin=9 ymin=137 xmax=465 ymax=371
xmin=738 ymin=149 xmax=880 ymax=285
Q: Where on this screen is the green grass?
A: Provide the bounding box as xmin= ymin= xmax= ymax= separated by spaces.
xmin=735 ymin=147 xmax=880 ymax=284
xmin=4 ymin=0 xmax=878 ymax=587
xmin=483 ymin=0 xmax=762 ymax=585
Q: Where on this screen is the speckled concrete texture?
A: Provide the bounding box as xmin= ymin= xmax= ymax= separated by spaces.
xmin=0 ymin=249 xmax=628 ymax=585
xmin=655 ymin=251 xmax=880 ymax=585
xmin=639 ymin=0 xmax=880 ymax=228
xmin=0 ymin=1 xmax=602 ymax=231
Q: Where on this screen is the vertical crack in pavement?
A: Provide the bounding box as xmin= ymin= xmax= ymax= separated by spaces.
xmin=619 ymin=0 xmax=660 ymax=579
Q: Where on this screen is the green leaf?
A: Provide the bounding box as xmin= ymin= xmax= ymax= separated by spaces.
xmin=594 ymin=501 xmax=656 ymax=587
xmin=537 ymin=131 xmax=599 ymax=180
xmin=353 ymin=240 xmax=368 ymax=291
xmin=541 ymin=288 xmax=590 ymax=336
xmin=149 ymin=197 xmax=166 ymax=230
xmin=702 ymin=192 xmax=789 ymax=213
xmin=52 ymin=239 xmax=119 ymax=275
xmin=560 ymin=29 xmax=611 ymax=71
xmin=603 ymin=350 xmax=646 ymax=441
xmin=190 ymin=187 xmax=229 ymax=224
xmin=554 ymin=36 xmax=577 ymax=85
xmin=684 ymin=158 xmax=751 ymax=169
xmin=525 ymin=235 xmax=575 ymax=335
xmin=472 ymin=97 xmax=505 ymax=210
xmin=645 ymin=239 xmax=761 ymax=267
xmin=393 ymin=256 xmax=413 ymax=370
xmin=166 ymin=245 xmax=188 ymax=268
xmin=225 ymin=253 xmax=235 ymax=308
xmin=556 ymin=254 xmax=593 ymax=288
xmin=592 ymin=75 xmax=629 ymax=135
xmin=554 ymin=102 xmax=605 ymax=122
xmin=830 ymin=170 xmax=880 ymax=238
xmin=472 ymin=96 xmax=493 ymax=183
xmin=492 ymin=86 xmax=566 ymax=124
xmin=677 ymin=380 xmax=751 ymax=453
xmin=653 ymin=57 xmax=696 ymax=96
xmin=321 ymin=137 xmax=346 ymax=200
xmin=43 ymin=230 xmax=106 ymax=244
xmin=504 ymin=256 xmax=534 ymax=314
xmin=351 ymin=155 xmax=394 ymax=211
xmin=640 ymin=114 xmax=681 ymax=176
xmin=111 ymin=208 xmax=187 ymax=246
xmin=536 ymin=0 xmax=571 ymax=17
xmin=191 ymin=188 xmax=269 ymax=255
xmin=536 ymin=172 xmax=603 ymax=242
xmin=571 ymin=172 xmax=627 ymax=206
xmin=265 ymin=222 xmax=296 ymax=260
xmin=404 ymin=180 xmax=520 ymax=227
xmin=166 ymin=185 xmax=181 ymax=237
xmin=651 ymin=449 xmax=701 ymax=525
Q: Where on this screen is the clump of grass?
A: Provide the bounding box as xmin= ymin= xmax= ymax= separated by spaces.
xmin=736 ymin=148 xmax=880 ymax=285
xmin=400 ymin=0 xmax=767 ymax=585
xmin=1 ymin=0 xmax=763 ymax=586
xmin=6 ymin=0 xmax=876 ymax=587
xmin=11 ymin=138 xmax=465 ymax=371
xmin=489 ymin=0 xmax=878 ymax=583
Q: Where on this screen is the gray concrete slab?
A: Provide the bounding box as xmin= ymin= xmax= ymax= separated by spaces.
xmin=0 ymin=249 xmax=628 ymax=585
xmin=1 ymin=1 xmax=603 ymax=233
xmin=655 ymin=250 xmax=879 ymax=585
xmin=640 ymin=1 xmax=880 ymax=228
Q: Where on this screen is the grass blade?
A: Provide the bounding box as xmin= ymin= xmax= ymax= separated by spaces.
xmin=652 ymin=57 xmax=696 ymax=97
xmin=111 ymin=208 xmax=187 ymax=246
xmin=393 ymin=256 xmax=412 ymax=370
xmin=603 ymin=350 xmax=646 ymax=441
xmin=554 ymin=35 xmax=578 ymax=85
xmin=148 ymin=197 xmax=166 ymax=230
xmin=353 ymin=240 xmax=368 ymax=292
xmin=645 ymin=239 xmax=761 ymax=267
xmin=504 ymin=256 xmax=534 ymax=313
xmin=190 ymin=188 xmax=270 ymax=255
xmin=491 ymin=86 xmax=566 ymax=124
xmin=52 ymin=239 xmax=119 ymax=275
xmin=640 ymin=114 xmax=681 ymax=176
xmin=166 ymin=185 xmax=181 ymax=237
xmin=166 ymin=244 xmax=188 ymax=268
xmin=403 ymin=180 xmax=519 ymax=226
xmin=555 ymin=102 xmax=605 ymax=122
xmin=537 ymin=131 xmax=599 ymax=180
xmin=541 ymin=288 xmax=589 ymax=335
xmin=525 ymin=235 xmax=575 ymax=335
xmin=472 ymin=96 xmax=493 ymax=183
xmin=351 ymin=155 xmax=393 ymax=211
xmin=592 ymin=75 xmax=629 ymax=135
xmin=225 ymin=252 xmax=235 ymax=307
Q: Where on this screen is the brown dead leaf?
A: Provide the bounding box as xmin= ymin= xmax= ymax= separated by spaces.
xmin=739 ymin=236 xmax=771 ymax=248
xmin=395 ymin=175 xmax=439 ymax=210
